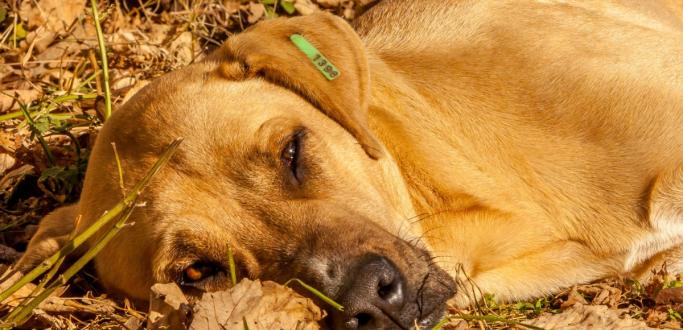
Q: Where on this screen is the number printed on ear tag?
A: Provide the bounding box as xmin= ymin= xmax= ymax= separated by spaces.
xmin=290 ymin=34 xmax=340 ymax=81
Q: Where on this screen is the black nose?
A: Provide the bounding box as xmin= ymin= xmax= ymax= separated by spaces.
xmin=333 ymin=256 xmax=405 ymax=329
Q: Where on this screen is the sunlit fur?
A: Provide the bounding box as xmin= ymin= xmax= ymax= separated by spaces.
xmin=18 ymin=0 xmax=683 ymax=310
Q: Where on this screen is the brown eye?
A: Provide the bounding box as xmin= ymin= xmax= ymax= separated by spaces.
xmin=182 ymin=262 xmax=220 ymax=284
xmin=281 ymin=132 xmax=303 ymax=181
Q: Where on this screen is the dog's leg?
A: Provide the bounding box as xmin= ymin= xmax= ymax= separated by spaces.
xmin=448 ymin=166 xmax=683 ymax=305
xmin=425 ymin=209 xmax=620 ymax=306
xmin=627 ymin=166 xmax=683 ymax=278
xmin=449 ymin=240 xmax=618 ymax=306
xmin=14 ymin=204 xmax=79 ymax=273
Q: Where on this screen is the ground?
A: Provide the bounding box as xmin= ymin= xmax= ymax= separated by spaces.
xmin=1 ymin=0 xmax=682 ymax=329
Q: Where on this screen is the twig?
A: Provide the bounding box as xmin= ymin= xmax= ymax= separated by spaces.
xmin=89 ymin=0 xmax=112 ymax=120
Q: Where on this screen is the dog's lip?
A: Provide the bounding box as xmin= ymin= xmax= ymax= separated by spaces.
xmin=414 ymin=306 xmax=449 ymax=329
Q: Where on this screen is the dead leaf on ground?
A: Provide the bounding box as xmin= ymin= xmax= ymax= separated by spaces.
xmin=147 ymin=282 xmax=191 ymax=329
xmin=561 ymin=286 xmax=588 ymax=309
xmin=315 ymin=0 xmax=341 ymax=8
xmin=0 ymin=90 xmax=40 ymax=112
xmin=248 ymin=3 xmax=266 ymax=23
xmin=295 ymin=0 xmax=320 ymax=15
xmin=190 ymin=279 xmax=324 ymax=330
xmin=529 ymin=304 xmax=653 ymax=330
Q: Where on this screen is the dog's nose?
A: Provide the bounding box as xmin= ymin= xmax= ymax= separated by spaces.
xmin=333 ymin=256 xmax=405 ymax=329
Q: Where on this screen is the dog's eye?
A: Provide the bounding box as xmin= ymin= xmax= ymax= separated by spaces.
xmin=281 ymin=132 xmax=303 ymax=182
xmin=182 ymin=262 xmax=221 ymax=286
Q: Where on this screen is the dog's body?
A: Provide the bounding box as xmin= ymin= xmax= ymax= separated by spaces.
xmin=356 ymin=0 xmax=683 ymax=302
xmin=16 ymin=0 xmax=683 ymax=327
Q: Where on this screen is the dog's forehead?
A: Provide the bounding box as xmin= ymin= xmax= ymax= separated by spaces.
xmin=115 ymin=64 xmax=315 ymax=141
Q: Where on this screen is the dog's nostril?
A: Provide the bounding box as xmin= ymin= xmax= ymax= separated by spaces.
xmin=356 ymin=313 xmax=373 ymax=327
xmin=332 ymin=256 xmax=407 ymax=329
xmin=342 ymin=312 xmax=373 ymax=329
xmin=376 ymin=262 xmax=404 ymax=306
xmin=377 ymin=279 xmax=401 ymax=302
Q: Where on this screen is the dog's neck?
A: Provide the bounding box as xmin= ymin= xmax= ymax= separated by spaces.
xmin=365 ymin=53 xmax=482 ymax=218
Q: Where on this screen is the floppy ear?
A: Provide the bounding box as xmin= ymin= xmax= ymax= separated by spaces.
xmin=207 ymin=12 xmax=383 ymax=159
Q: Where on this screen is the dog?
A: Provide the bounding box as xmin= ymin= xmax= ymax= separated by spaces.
xmin=15 ymin=0 xmax=683 ymax=328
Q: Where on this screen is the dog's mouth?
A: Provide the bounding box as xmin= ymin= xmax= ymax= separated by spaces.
xmin=160 ymin=218 xmax=456 ymax=329
xmin=415 ymin=307 xmax=449 ymax=330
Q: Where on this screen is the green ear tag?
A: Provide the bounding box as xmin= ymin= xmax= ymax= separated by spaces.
xmin=290 ymin=34 xmax=340 ymax=81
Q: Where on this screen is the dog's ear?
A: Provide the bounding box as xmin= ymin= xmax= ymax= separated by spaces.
xmin=207 ymin=12 xmax=383 ymax=159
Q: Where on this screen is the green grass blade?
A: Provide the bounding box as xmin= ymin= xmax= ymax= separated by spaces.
xmin=228 ymin=246 xmax=237 ymax=286
xmin=19 ymin=105 xmax=55 ymax=165
xmin=89 ymin=0 xmax=112 ymax=120
xmin=7 ymin=205 xmax=137 ymax=326
xmin=284 ymin=278 xmax=343 ymax=312
xmin=0 ymin=138 xmax=183 ymax=304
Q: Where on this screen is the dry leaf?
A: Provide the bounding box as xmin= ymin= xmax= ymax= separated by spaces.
xmin=295 ymin=0 xmax=319 ymax=15
xmin=646 ymin=308 xmax=669 ymax=326
xmin=561 ymin=287 xmax=588 ymax=309
xmin=0 ymin=269 xmax=32 ymax=307
xmin=0 ymin=154 xmax=17 ymax=175
xmin=529 ymin=304 xmax=652 ymax=329
xmin=315 ymin=0 xmax=341 ymax=8
xmin=0 ymin=89 xmax=40 ymax=112
xmin=248 ymin=3 xmax=266 ymax=24
xmin=189 ymin=279 xmax=324 ymax=330
xmin=28 ymin=0 xmax=85 ymax=32
xmin=147 ymin=282 xmax=191 ymax=329
xmin=169 ymin=31 xmax=195 ymax=65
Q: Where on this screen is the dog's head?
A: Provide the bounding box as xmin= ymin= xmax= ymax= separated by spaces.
xmin=53 ymin=13 xmax=454 ymax=329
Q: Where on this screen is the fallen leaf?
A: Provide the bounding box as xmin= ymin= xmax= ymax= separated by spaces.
xmin=295 ymin=0 xmax=319 ymax=15
xmin=27 ymin=0 xmax=85 ymax=32
xmin=315 ymin=0 xmax=341 ymax=8
xmin=530 ymin=304 xmax=653 ymax=329
xmin=0 ymin=89 xmax=40 ymax=112
xmin=248 ymin=3 xmax=265 ymax=24
xmin=147 ymin=282 xmax=191 ymax=329
xmin=561 ymin=287 xmax=588 ymax=309
xmin=189 ymin=279 xmax=324 ymax=330
xmin=0 ymin=153 xmax=17 ymax=175
xmin=646 ymin=308 xmax=668 ymax=326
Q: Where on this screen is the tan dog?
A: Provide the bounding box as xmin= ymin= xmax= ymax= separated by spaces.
xmin=16 ymin=0 xmax=683 ymax=328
